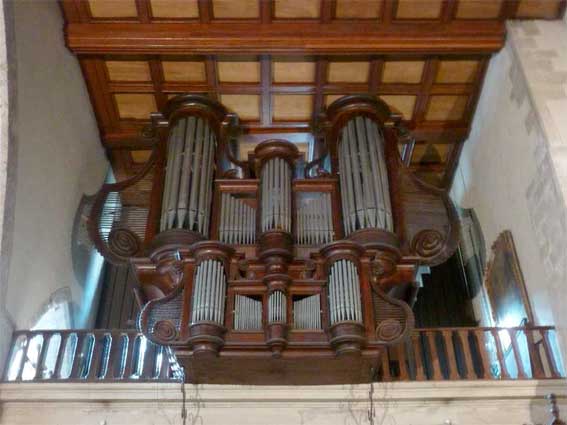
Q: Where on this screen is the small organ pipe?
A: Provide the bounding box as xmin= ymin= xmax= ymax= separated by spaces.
xmin=295 ymin=193 xmax=334 ymax=245
xmin=269 ymin=291 xmax=286 ymax=324
xmin=219 ymin=194 xmax=256 ymax=245
xmin=293 ymin=294 xmax=321 ymax=330
xmin=191 ymin=259 xmax=227 ymax=325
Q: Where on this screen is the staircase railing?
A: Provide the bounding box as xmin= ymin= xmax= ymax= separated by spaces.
xmin=2 ymin=329 xmax=183 ymax=383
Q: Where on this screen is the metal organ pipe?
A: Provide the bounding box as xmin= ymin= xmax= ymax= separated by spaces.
xmin=268 ymin=291 xmax=286 ymax=324
xmin=337 ymin=116 xmax=393 ymax=235
xmin=219 ymin=193 xmax=256 ymax=245
xmin=327 ymin=259 xmax=362 ymax=325
xmin=295 ymin=193 xmax=334 ymax=245
xmin=293 ymin=294 xmax=321 ymax=329
xmin=261 ymin=158 xmax=292 ymax=233
xmin=160 ymin=117 xmax=217 ymax=237
xmin=234 ymin=295 xmax=262 ymax=330
xmin=191 ymin=259 xmax=227 ymax=325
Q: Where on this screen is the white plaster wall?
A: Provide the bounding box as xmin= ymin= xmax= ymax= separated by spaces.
xmin=0 ymin=381 xmax=565 ymax=425
xmin=451 ymin=20 xmax=567 ymax=361
xmin=0 ymin=0 xmax=15 ymax=375
xmin=4 ymin=2 xmax=107 ymax=330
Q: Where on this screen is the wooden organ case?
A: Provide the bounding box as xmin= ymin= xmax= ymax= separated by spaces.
xmin=89 ymin=94 xmax=459 ymax=384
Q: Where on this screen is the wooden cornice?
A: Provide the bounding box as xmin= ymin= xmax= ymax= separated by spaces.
xmin=65 ymin=21 xmax=506 ymax=55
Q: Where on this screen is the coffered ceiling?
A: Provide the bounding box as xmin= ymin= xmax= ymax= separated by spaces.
xmin=61 ymin=0 xmax=566 ymax=187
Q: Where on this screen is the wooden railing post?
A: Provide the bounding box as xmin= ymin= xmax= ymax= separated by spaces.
xmin=442 ymin=329 xmax=459 ymax=380
xmin=473 ymin=329 xmax=493 ymax=379
xmin=381 ymin=350 xmax=391 ymax=381
xmin=34 ymin=333 xmax=51 ymax=380
xmin=457 ymin=329 xmax=476 ymax=380
xmin=53 ymin=333 xmax=70 ymax=379
xmin=508 ymin=329 xmax=527 ymax=379
xmin=15 ymin=336 xmax=29 ymax=381
xmin=69 ymin=333 xmax=87 ymax=379
xmin=411 ymin=332 xmax=426 ymax=381
xmin=541 ymin=329 xmax=561 ymax=379
xmin=491 ymin=329 xmax=510 ymax=379
xmin=426 ymin=330 xmax=443 ymax=380
xmin=397 ymin=343 xmax=409 ymax=380
xmin=525 ymin=326 xmax=545 ymax=378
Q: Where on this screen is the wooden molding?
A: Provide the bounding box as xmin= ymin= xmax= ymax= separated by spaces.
xmin=65 ymin=21 xmax=506 ymax=55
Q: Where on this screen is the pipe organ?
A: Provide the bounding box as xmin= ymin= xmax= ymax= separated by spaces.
xmin=338 ymin=117 xmax=393 ymax=235
xmin=161 ymin=116 xmax=217 ymax=236
xmin=90 ymin=94 xmax=459 ymax=384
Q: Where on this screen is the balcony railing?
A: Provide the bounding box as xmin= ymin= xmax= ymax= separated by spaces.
xmin=2 ymin=330 xmax=183 ymax=383
xmin=382 ymin=326 xmax=565 ymax=381
xmin=2 ymin=326 xmax=564 ymax=383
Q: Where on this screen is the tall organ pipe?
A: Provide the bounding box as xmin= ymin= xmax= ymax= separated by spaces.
xmin=260 ymin=157 xmax=292 ymax=233
xmin=338 ymin=116 xmax=393 ymax=235
xmin=160 ymin=116 xmax=217 ymax=237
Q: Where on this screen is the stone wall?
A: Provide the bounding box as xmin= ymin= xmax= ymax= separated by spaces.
xmin=2 ymin=1 xmax=108 ymax=333
xmin=451 ymin=20 xmax=567 ymax=363
xmin=0 ymin=380 xmax=564 ymax=425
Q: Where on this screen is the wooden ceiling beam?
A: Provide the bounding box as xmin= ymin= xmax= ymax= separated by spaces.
xmin=101 ymin=123 xmax=469 ymax=150
xmin=65 ymin=22 xmax=505 ymax=55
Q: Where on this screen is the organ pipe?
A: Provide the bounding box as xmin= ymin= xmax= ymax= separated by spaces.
xmin=191 ymin=259 xmax=226 ymax=325
xmin=328 ymin=259 xmax=362 ymax=325
xmin=160 ymin=116 xmax=216 ymax=237
xmin=268 ymin=291 xmax=286 ymax=324
xmin=234 ymin=295 xmax=263 ymax=330
xmin=293 ymin=294 xmax=321 ymax=329
xmin=296 ymin=193 xmax=334 ymax=245
xmin=338 ymin=116 xmax=393 ymax=235
xmin=219 ymin=193 xmax=256 ymax=244
xmin=261 ymin=157 xmax=292 ymax=233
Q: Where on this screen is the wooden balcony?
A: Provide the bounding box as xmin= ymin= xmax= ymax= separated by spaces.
xmin=2 ymin=330 xmax=183 ymax=383
xmin=383 ymin=326 xmax=564 ymax=381
xmin=2 ymin=325 xmax=563 ymax=383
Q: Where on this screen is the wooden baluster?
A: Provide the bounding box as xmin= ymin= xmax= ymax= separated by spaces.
xmin=491 ymin=329 xmax=510 ymax=379
xmin=508 ymin=329 xmax=527 ymax=379
xmin=442 ymin=329 xmax=459 ymax=380
xmin=411 ymin=332 xmax=426 ymax=381
xmin=142 ymin=342 xmax=157 ymax=380
xmin=474 ymin=329 xmax=493 ymax=379
xmin=87 ymin=333 xmax=105 ymax=381
xmin=397 ymin=343 xmax=409 ymax=380
xmin=457 ymin=329 xmax=476 ymax=379
xmin=541 ymin=329 xmax=562 ymax=378
xmin=53 ymin=333 xmax=70 ymax=379
xmin=426 ymin=330 xmax=443 ymax=380
xmin=15 ymin=335 xmax=30 ymax=381
xmin=69 ymin=333 xmax=87 ymax=379
xmin=525 ymin=327 xmax=545 ymax=378
xmin=106 ymin=332 xmax=125 ymax=379
xmin=158 ymin=346 xmax=171 ymax=380
xmin=381 ymin=350 xmax=391 ymax=381
xmin=34 ymin=333 xmax=52 ymax=380
xmin=123 ymin=334 xmax=139 ymax=379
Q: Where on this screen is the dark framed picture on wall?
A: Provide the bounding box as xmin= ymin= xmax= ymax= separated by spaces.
xmin=484 ymin=230 xmax=534 ymax=327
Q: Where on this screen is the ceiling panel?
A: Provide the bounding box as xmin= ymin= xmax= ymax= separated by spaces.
xmin=150 ymin=0 xmax=199 ymax=18
xmin=62 ymin=0 xmax=566 ymax=188
xmin=71 ymin=0 xmax=565 ymax=22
